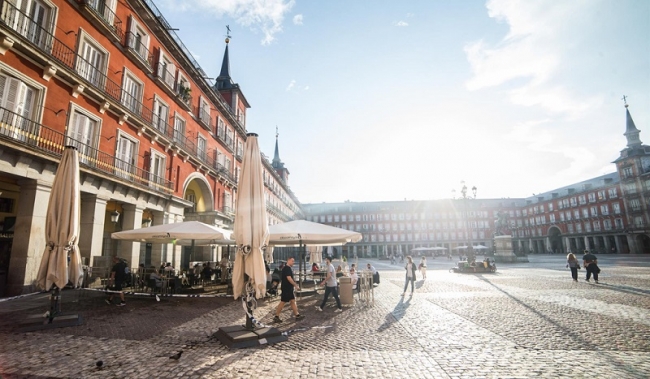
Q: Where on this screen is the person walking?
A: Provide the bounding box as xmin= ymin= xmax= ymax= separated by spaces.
xmin=316 ymin=257 xmax=343 ymax=313
xmin=274 ymin=257 xmax=304 ymax=322
xmin=106 ymin=256 xmax=127 ymax=306
xmin=566 ymin=253 xmax=580 ymax=281
xmin=582 ymin=250 xmax=600 ymax=283
xmin=402 ymin=255 xmax=417 ymax=296
xmin=419 ymin=256 xmax=427 ymax=279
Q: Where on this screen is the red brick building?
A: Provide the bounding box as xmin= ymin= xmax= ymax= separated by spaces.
xmin=0 ymin=0 xmax=301 ymax=296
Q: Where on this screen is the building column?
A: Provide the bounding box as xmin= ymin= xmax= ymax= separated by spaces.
xmin=7 ymin=180 xmax=51 ymax=295
xmin=79 ymin=194 xmax=108 ymax=266
xmin=148 ymin=210 xmax=166 ymax=267
xmin=603 ymin=235 xmax=612 ymax=252
xmin=626 ymin=234 xmax=640 ymax=254
xmin=120 ymin=204 xmax=144 ymax=265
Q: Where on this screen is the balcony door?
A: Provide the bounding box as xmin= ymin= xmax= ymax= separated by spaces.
xmin=68 ymin=111 xmax=98 ymax=164
xmin=0 ymin=74 xmax=35 ymax=141
xmin=79 ymin=40 xmax=105 ymax=88
xmin=122 ymin=74 xmax=142 ymax=115
xmin=149 ymin=151 xmax=165 ymax=188
xmin=152 ymin=98 xmax=169 ymax=133
xmin=116 ymin=135 xmax=137 ymax=179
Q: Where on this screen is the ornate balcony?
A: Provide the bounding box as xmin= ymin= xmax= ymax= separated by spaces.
xmin=75 ymin=0 xmax=124 ymax=44
xmin=0 ymin=106 xmax=173 ymax=194
xmin=124 ymin=31 xmax=154 ymax=73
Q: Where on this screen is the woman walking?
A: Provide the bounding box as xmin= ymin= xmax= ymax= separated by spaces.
xmin=566 ymin=253 xmax=580 ymax=281
xmin=402 ymin=256 xmax=417 ymax=296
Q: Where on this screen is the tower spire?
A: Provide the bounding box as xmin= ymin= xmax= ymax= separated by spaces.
xmin=623 ymin=97 xmax=642 ymax=148
xmin=272 ymin=126 xmax=283 ymax=167
xmin=216 ymin=25 xmax=234 ymax=90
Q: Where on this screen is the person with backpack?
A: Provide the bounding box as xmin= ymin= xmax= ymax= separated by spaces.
xmin=106 ymin=256 xmax=127 ymax=306
xmin=401 ymin=255 xmax=417 ymax=297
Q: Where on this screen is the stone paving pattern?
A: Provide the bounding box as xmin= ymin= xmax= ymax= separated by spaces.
xmin=0 ymin=255 xmax=649 ymax=378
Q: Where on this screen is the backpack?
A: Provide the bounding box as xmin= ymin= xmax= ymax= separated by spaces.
xmin=123 ymin=261 xmax=130 ymax=275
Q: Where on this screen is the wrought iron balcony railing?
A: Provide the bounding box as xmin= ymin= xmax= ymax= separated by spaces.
xmin=75 ymin=0 xmax=124 ymax=41
xmin=124 ymin=31 xmax=154 ymax=70
xmin=154 ymin=61 xmax=176 ymax=90
xmin=0 ymin=106 xmax=173 ymax=194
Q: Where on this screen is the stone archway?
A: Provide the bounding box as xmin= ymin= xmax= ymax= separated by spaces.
xmin=633 ymin=233 xmax=650 ymax=254
xmin=181 ymin=173 xmax=214 ymax=213
xmin=548 ymin=226 xmax=564 ymax=255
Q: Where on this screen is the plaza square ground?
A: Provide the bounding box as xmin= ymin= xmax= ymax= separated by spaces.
xmin=0 ymin=254 xmax=649 ymax=378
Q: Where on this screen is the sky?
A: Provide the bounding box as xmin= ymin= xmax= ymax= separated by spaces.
xmin=156 ymin=0 xmax=650 ymax=204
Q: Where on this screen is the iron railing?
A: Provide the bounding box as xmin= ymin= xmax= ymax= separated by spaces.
xmin=154 ymin=61 xmax=176 ymax=90
xmin=124 ymin=30 xmax=154 ymax=70
xmin=0 ymin=106 xmax=173 ymax=193
xmin=76 ymin=0 xmax=124 ymax=41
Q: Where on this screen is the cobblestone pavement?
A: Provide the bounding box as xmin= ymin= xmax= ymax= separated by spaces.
xmin=0 ymin=254 xmax=649 ymax=378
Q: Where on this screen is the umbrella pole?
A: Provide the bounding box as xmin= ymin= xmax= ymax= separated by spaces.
xmin=244 ymin=271 xmax=254 ymax=330
xmin=48 ymin=286 xmax=61 ymax=322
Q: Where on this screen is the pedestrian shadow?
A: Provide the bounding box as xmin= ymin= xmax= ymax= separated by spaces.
xmin=592 ymin=282 xmax=650 ymax=296
xmin=415 ymin=280 xmax=425 ymax=289
xmin=476 ymin=276 xmax=646 ymax=377
xmin=376 ymin=295 xmax=411 ymax=333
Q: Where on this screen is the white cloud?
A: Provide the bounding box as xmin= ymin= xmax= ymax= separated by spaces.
xmin=293 ymin=14 xmax=303 ymax=25
xmin=286 ymin=79 xmax=295 ymax=91
xmin=163 ymin=0 xmax=295 ymax=45
xmin=465 ymin=0 xmax=601 ymax=116
xmin=394 ymin=21 xmax=408 ymax=27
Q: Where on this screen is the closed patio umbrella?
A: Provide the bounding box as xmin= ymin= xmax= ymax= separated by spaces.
xmin=36 ymin=146 xmax=83 ymax=321
xmin=232 ymin=133 xmax=268 ymax=303
xmin=308 ymin=246 xmax=322 ymax=265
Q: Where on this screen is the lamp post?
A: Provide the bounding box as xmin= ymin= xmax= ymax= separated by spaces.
xmin=457 ymin=181 xmax=477 ymax=262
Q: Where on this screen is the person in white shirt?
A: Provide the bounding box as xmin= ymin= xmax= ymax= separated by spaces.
xmin=349 ymin=267 xmax=359 ymax=291
xmin=316 ymin=257 xmax=343 ymax=312
xmin=419 ymin=256 xmax=427 ymax=279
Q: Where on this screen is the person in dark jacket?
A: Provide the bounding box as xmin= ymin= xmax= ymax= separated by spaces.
xmin=582 ymin=250 xmax=600 ymax=283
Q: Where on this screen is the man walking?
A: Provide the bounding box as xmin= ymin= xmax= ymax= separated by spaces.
xmin=274 ymin=257 xmax=304 ymax=322
xmin=106 ymin=256 xmax=127 ymax=306
xmin=316 ymin=257 xmax=343 ymax=312
xmin=582 ymin=250 xmax=600 ymax=283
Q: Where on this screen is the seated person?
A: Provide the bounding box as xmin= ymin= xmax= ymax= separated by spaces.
xmin=367 ymin=263 xmax=380 ymax=284
xmin=149 ymin=268 xmax=163 ymax=292
xmin=266 ymin=267 xmax=279 ymax=295
xmin=349 ymin=267 xmax=359 ymax=291
xmin=201 ymin=263 xmax=213 ymax=284
xmin=311 ymin=262 xmax=320 ymax=272
xmin=336 ymin=264 xmax=344 ymax=278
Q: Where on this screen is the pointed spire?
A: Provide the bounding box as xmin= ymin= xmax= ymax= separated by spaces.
xmin=216 ymin=26 xmax=234 ymax=90
xmin=623 ymin=97 xmax=642 ymax=148
xmin=272 ymin=126 xmax=284 ymax=169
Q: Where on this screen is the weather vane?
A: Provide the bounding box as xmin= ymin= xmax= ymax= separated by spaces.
xmin=622 ymin=95 xmax=628 ymax=107
xmin=225 ymin=25 xmax=232 ymax=43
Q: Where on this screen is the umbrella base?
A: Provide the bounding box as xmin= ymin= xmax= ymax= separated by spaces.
xmin=19 ymin=313 xmax=82 ymax=332
xmin=215 ymin=325 xmax=287 ymax=348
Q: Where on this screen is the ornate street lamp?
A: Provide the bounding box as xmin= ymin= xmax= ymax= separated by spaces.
xmin=457 ymin=181 xmax=477 ymax=262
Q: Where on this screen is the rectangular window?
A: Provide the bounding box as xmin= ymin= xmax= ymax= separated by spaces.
xmin=549 ymin=214 xmax=555 ymax=223
xmin=199 ymin=97 xmax=210 ymax=128
xmin=122 ymin=71 xmax=143 ymax=115
xmin=173 ymin=115 xmax=185 ymax=144
xmin=548 ymin=202 xmax=553 ymax=211
xmin=590 ymin=206 xmax=598 ymax=217
xmin=156 ymin=50 xmax=176 ymax=89
xmin=613 ymin=202 xmax=621 ymax=214
xmin=588 ymin=193 xmax=596 ymax=203
xmin=597 ymin=190 xmax=606 ymax=200
xmin=582 ymin=208 xmax=589 ymax=218
xmin=600 ymin=204 xmax=609 ymax=215
xmin=593 ymin=221 xmax=601 ymax=232
xmin=67 ymin=107 xmax=99 ymax=164
xmin=603 ymin=219 xmax=612 ymax=230
xmin=152 ymin=96 xmax=169 ymax=133
xmin=126 ymin=16 xmax=150 ymax=63
xmin=115 ymin=132 xmax=138 ymax=179
xmin=578 ymin=195 xmax=586 ymax=205
xmin=634 ymin=216 xmax=644 ymax=227
xmin=149 ymin=149 xmax=166 ymax=188
xmin=625 ymin=183 xmax=637 ymax=195
xmin=0 ymin=73 xmax=37 ymax=141
xmin=197 ymin=135 xmax=206 ymax=160
xmin=615 ymin=218 xmax=623 ymax=229
xmin=77 ymin=33 xmax=106 ymax=88
xmin=574 ymin=210 xmax=580 ymax=219
xmin=608 ymin=188 xmax=618 ymax=198
xmin=630 ymin=198 xmax=641 ymax=212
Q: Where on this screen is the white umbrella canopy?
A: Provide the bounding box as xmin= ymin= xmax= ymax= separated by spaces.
xmin=268 ymin=220 xmax=362 ymax=246
xmin=472 ymin=245 xmax=489 ymax=250
xmin=264 ymin=246 xmax=274 ymax=264
xmin=111 ymin=221 xmax=231 ymax=243
xmin=232 ymin=133 xmax=268 ymax=300
xmin=37 ymin=146 xmax=83 ymax=291
xmin=453 ymin=246 xmax=469 ymax=250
